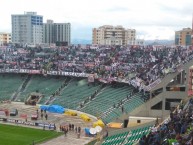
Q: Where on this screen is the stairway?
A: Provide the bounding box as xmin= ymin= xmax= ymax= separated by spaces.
xmin=99 ymin=94 xmax=132 ymax=122
xmin=77 ymin=84 xmax=106 ymax=110
xmin=44 ymin=77 xmax=72 ymax=105
xmin=20 ymin=75 xmax=32 ymax=92
xmin=11 ymin=75 xmax=31 ymax=101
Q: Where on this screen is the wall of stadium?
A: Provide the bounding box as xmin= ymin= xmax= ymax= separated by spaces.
xmin=127 ymin=59 xmax=193 ymax=121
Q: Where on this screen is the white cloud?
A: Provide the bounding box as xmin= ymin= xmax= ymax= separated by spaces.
xmin=0 ymin=0 xmax=192 ymax=40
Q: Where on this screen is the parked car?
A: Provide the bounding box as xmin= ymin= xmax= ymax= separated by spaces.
xmin=31 ymin=114 xmax=38 ymax=120
xmin=9 ymin=109 xmax=18 ymax=116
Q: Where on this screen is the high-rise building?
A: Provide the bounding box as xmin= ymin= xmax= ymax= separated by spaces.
xmin=175 ymin=28 xmax=192 ymax=46
xmin=11 ymin=12 xmax=43 ymax=45
xmin=0 ymin=33 xmax=11 ymax=46
xmin=192 ymin=16 xmax=193 ymax=46
xmin=92 ymin=25 xmax=136 ymax=45
xmin=43 ymin=20 xmax=71 ymax=45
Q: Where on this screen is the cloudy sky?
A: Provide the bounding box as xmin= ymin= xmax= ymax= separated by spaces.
xmin=0 ymin=0 xmax=192 ymax=40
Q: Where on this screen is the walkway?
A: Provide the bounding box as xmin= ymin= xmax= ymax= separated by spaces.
xmin=40 ymin=131 xmax=93 ymax=145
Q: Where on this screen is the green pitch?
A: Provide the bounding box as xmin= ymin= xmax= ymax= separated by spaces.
xmin=0 ymin=124 xmax=62 ymax=145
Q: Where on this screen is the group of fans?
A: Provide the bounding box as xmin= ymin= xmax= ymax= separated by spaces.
xmin=139 ymin=98 xmax=193 ymax=145
xmin=0 ymin=44 xmax=193 ymax=91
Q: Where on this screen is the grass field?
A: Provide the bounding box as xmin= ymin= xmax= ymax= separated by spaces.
xmin=0 ymin=124 xmax=63 ymax=145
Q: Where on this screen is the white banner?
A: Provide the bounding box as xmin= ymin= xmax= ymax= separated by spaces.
xmin=145 ymin=79 xmax=162 ymax=91
xmin=88 ymin=75 xmax=94 ymax=82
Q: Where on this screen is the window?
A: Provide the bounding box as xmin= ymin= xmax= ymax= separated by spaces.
xmin=137 ymin=120 xmax=141 ymax=123
xmin=151 ymin=101 xmax=162 ymax=110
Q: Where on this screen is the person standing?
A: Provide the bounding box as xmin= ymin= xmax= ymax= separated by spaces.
xmin=69 ymin=124 xmax=71 ymax=131
xmin=49 ymin=124 xmax=51 ymax=130
xmin=64 ymin=128 xmax=68 ymax=137
xmin=41 ymin=113 xmax=43 ymax=120
xmin=75 ymin=126 xmax=77 ymax=133
xmin=43 ymin=125 xmax=45 ymax=130
xmin=45 ymin=114 xmax=48 ymax=120
xmin=78 ymin=127 xmax=81 ymax=133
xmin=77 ymin=127 xmax=81 ymax=139
xmin=72 ymin=124 xmax=74 ymax=131
xmin=54 ymin=124 xmax=56 ymax=130
xmin=64 ymin=128 xmax=66 ymax=137
xmin=121 ymin=106 xmax=124 ymax=113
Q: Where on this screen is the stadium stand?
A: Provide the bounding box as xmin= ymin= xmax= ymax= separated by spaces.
xmin=140 ymin=97 xmax=193 ymax=145
xmin=0 ymin=74 xmax=26 ymax=100
xmin=101 ymin=125 xmax=152 ymax=145
xmin=17 ymin=75 xmax=66 ymax=102
xmin=0 ymin=45 xmax=193 ymax=145
xmin=101 ymin=109 xmax=122 ymax=125
xmin=123 ymin=92 xmax=145 ymax=113
xmin=124 ymin=126 xmax=152 ymax=145
xmin=1 ymin=45 xmax=193 ymax=92
xmin=51 ymin=78 xmax=101 ymax=109
xmin=100 ymin=92 xmax=148 ymax=124
xmin=102 ymin=131 xmax=129 ymax=145
xmin=81 ymin=85 xmax=134 ymax=123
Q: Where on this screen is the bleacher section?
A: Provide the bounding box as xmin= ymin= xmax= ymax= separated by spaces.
xmin=123 ymin=93 xmax=145 ymax=113
xmin=100 ymin=92 xmax=148 ymax=124
xmin=102 ymin=131 xmax=129 ymax=145
xmin=17 ymin=75 xmax=66 ymax=102
xmin=81 ymin=85 xmax=132 ymax=122
xmin=102 ymin=109 xmax=122 ymax=124
xmin=51 ymin=78 xmax=101 ymax=109
xmin=0 ymin=73 xmax=151 ymax=129
xmin=123 ymin=126 xmax=151 ymax=145
xmin=102 ymin=125 xmax=152 ymax=145
xmin=39 ymin=77 xmax=72 ymax=104
xmin=0 ymin=74 xmax=26 ymax=100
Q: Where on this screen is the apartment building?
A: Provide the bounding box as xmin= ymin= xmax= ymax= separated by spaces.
xmin=175 ymin=28 xmax=192 ymax=46
xmin=43 ymin=20 xmax=71 ymax=45
xmin=192 ymin=18 xmax=193 ymax=46
xmin=12 ymin=12 xmax=43 ymax=45
xmin=92 ymin=25 xmax=136 ymax=45
xmin=0 ymin=33 xmax=11 ymax=46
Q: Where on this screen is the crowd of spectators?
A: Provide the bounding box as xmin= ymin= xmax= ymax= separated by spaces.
xmin=139 ymin=98 xmax=193 ymax=145
xmin=0 ymin=44 xmax=193 ymax=91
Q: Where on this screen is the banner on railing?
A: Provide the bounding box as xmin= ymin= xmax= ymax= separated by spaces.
xmin=0 ymin=117 xmax=55 ymax=129
xmin=98 ymin=78 xmax=108 ymax=83
xmin=145 ymin=78 xmax=162 ymax=91
xmin=177 ymin=64 xmax=183 ymax=73
xmin=0 ymin=118 xmax=36 ymax=126
xmin=88 ymin=75 xmax=95 ymax=82
xmin=29 ymin=70 xmax=41 ymax=74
